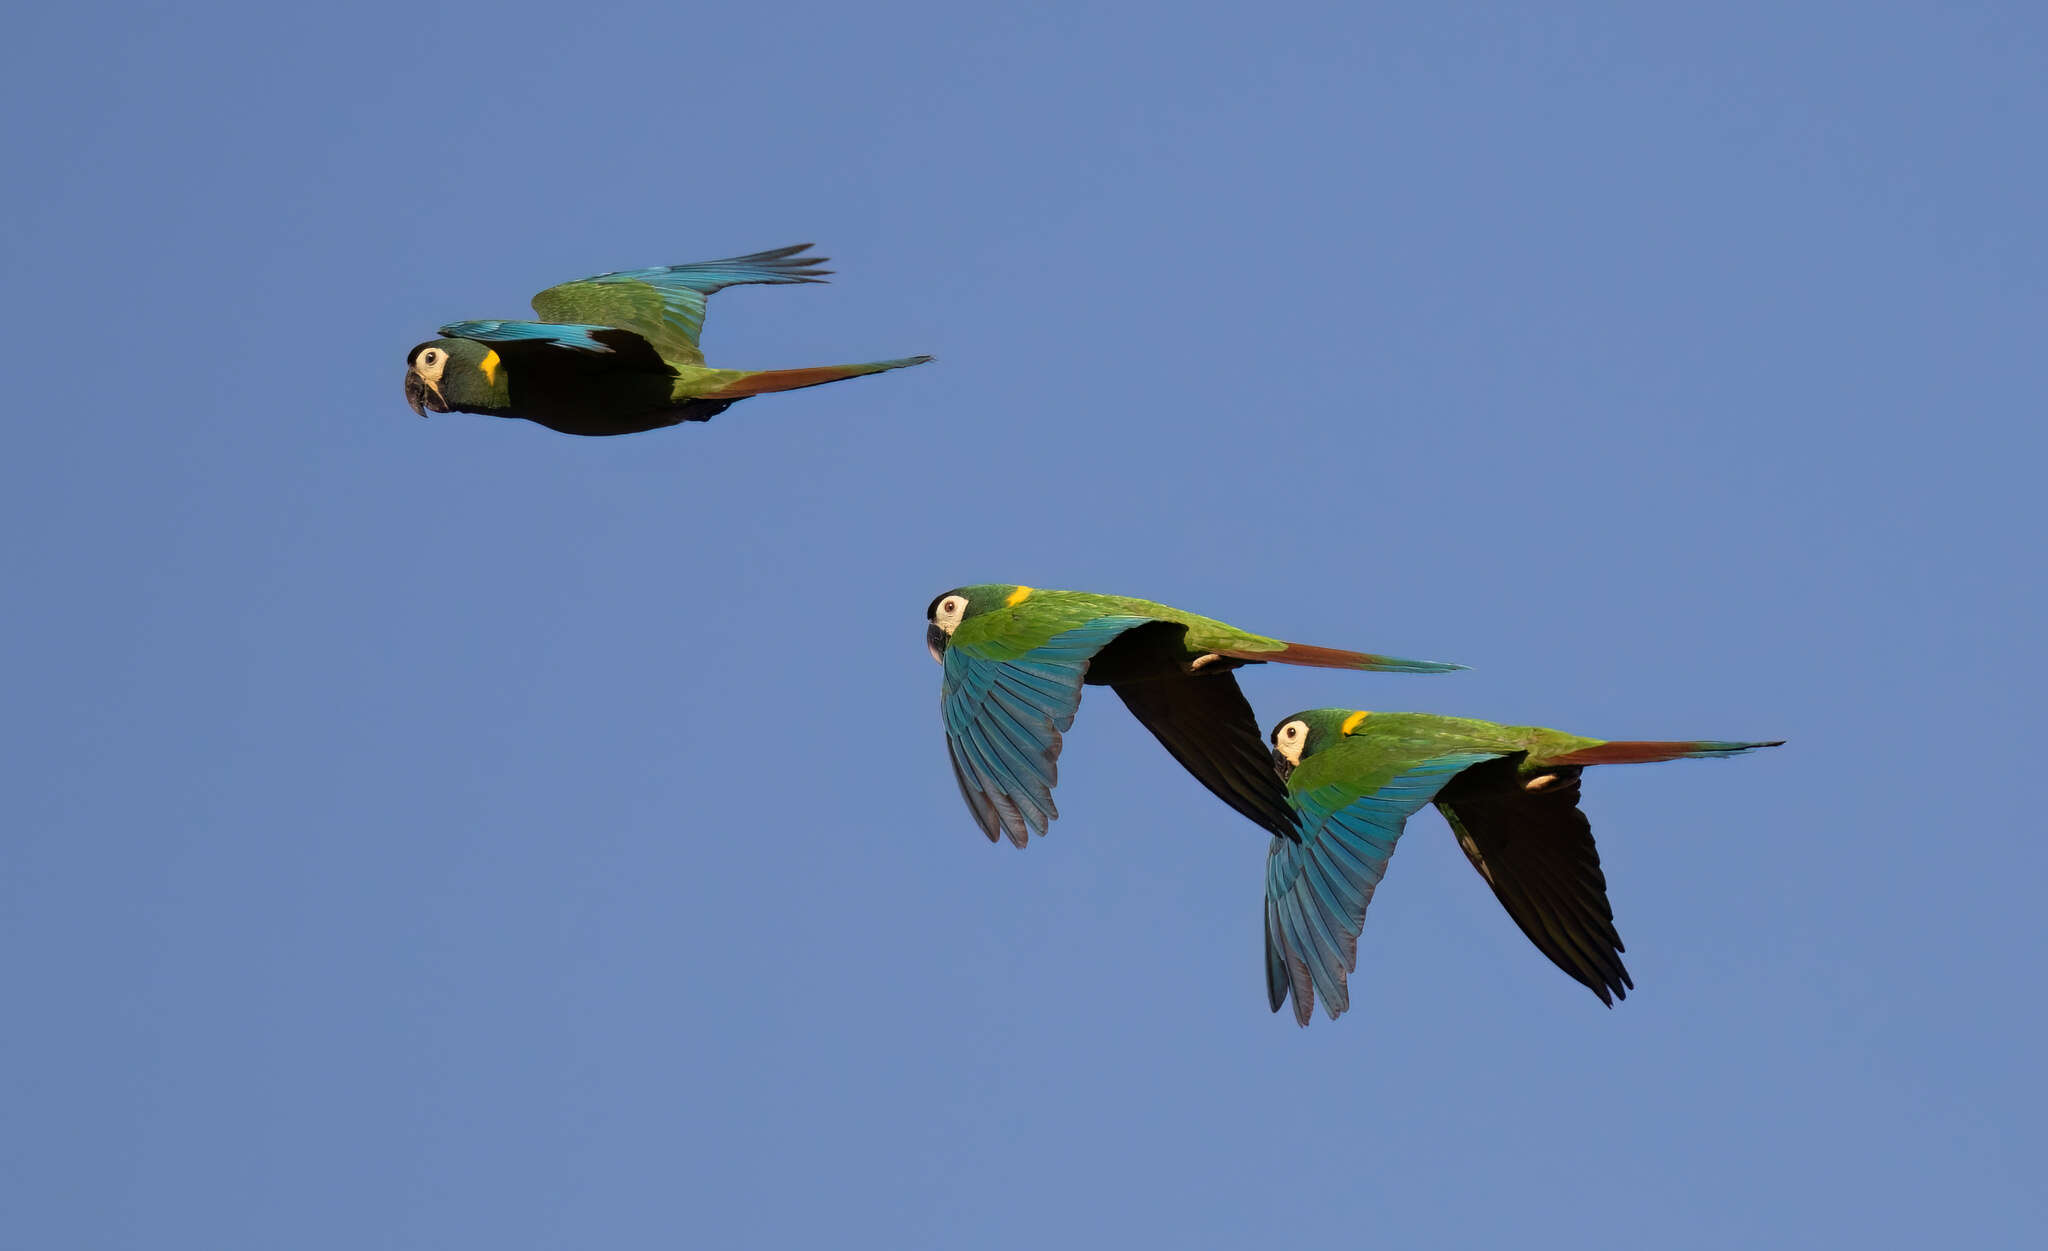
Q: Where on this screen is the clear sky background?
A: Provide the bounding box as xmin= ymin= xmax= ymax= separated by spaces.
xmin=4 ymin=2 xmax=2043 ymax=1246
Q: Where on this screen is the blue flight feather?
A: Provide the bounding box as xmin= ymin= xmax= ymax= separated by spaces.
xmin=439 ymin=320 xmax=618 ymax=353
xmin=940 ymin=615 xmax=1153 ymax=847
xmin=579 ymin=250 xmax=830 ymax=296
xmin=1267 ymin=751 xmax=1504 ymax=1022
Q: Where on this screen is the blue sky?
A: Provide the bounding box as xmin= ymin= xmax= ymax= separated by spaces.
xmin=4 ymin=2 xmax=2043 ymax=1246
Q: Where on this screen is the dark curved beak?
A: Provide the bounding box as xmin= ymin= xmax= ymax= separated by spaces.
xmin=926 ymin=623 xmax=948 ymax=664
xmin=404 ymin=369 xmax=447 ymax=417
xmin=1271 ymin=749 xmax=1295 ymax=784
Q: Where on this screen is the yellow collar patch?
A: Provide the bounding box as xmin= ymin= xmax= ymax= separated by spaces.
xmin=1004 ymin=586 xmax=1034 ymax=608
xmin=478 ymin=349 xmax=501 ymax=386
xmin=1340 ymin=710 xmax=1371 ymax=736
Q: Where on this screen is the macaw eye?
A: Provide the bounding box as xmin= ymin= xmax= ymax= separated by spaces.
xmin=424 ymin=351 xmax=438 ymax=365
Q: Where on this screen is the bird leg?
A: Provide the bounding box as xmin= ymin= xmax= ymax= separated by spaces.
xmin=1521 ymin=767 xmax=1582 ymax=793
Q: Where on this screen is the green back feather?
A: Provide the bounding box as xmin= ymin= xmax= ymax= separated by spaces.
xmin=946 ymin=585 xmax=1284 ymax=659
xmin=1284 ymin=710 xmax=1603 ymax=796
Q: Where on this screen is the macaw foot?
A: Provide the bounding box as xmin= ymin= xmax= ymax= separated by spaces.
xmin=1522 ymin=768 xmax=1581 ymax=792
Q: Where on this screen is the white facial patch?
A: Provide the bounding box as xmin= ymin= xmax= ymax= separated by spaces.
xmin=412 ymin=346 xmax=448 ymax=385
xmin=931 ymin=595 xmax=968 ymax=637
xmin=1273 ymin=719 xmax=1309 ymax=767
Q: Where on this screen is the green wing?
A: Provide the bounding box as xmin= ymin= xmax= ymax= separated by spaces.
xmin=529 ymin=244 xmax=830 ymax=367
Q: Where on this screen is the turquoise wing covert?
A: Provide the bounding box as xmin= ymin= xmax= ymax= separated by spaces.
xmin=1266 ymin=752 xmax=1503 ymax=1023
xmin=439 ymin=319 xmax=622 ymax=353
xmin=942 ymin=615 xmax=1153 ymax=847
xmin=529 ymin=243 xmax=831 ymax=367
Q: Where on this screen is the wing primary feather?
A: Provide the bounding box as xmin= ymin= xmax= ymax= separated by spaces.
xmin=937 ymin=616 xmax=1150 ymax=845
xmin=947 ymin=748 xmax=1002 ymax=843
xmin=1287 ymin=946 xmax=1317 ymax=1025
xmin=1264 ymin=895 xmax=1291 ymax=1014
xmin=959 ymin=719 xmax=1049 ymax=839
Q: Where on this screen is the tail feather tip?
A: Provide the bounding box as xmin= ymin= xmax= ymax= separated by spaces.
xmin=1689 ymin=739 xmax=1785 ymax=758
xmin=1381 ymin=657 xmax=1468 ymax=674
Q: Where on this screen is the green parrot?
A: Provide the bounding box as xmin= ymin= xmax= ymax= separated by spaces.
xmin=1262 ymin=708 xmax=1782 ymax=1023
xmin=403 ymin=244 xmax=931 ymax=436
xmin=924 ymin=584 xmax=1462 ymax=847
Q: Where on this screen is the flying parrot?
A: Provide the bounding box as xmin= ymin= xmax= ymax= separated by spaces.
xmin=1262 ymin=708 xmax=1782 ymax=1023
xmin=403 ymin=244 xmax=931 ymax=436
xmin=924 ymin=584 xmax=1462 ymax=847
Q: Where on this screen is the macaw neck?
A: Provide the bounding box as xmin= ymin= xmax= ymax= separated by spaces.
xmin=445 ymin=350 xmax=513 ymax=413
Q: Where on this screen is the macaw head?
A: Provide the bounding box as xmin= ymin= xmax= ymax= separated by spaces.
xmin=1269 ymin=708 xmax=1370 ymax=781
xmin=403 ymin=338 xmax=492 ymax=416
xmin=923 ymin=584 xmax=1021 ymax=662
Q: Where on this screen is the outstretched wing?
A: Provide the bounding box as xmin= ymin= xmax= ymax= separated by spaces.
xmin=941 ymin=616 xmax=1152 ymax=847
xmin=1433 ymin=759 xmax=1633 ymax=1005
xmin=438 ymin=320 xmax=674 ymax=374
xmin=1266 ymin=753 xmax=1502 ymax=1024
xmin=1088 ymin=622 xmax=1299 ymax=842
xmin=529 ymin=243 xmax=831 ymax=366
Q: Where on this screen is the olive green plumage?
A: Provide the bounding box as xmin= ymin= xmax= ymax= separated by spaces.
xmin=925 ymin=584 xmax=1461 ymax=846
xmin=1263 ymin=707 xmax=1782 ymax=1023
xmin=403 ymin=244 xmax=930 ymax=436
xmin=942 ymin=587 xmax=1376 ymax=663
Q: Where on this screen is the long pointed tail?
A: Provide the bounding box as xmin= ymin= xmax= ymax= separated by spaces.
xmin=1214 ymin=641 xmax=1466 ymax=675
xmin=698 ymin=355 xmax=933 ymax=399
xmin=1546 ymin=739 xmax=1784 ymax=766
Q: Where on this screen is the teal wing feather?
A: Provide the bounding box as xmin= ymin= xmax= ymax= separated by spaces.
xmin=942 ymin=615 xmax=1153 ymax=847
xmin=1265 ymin=752 xmax=1503 ymax=1024
xmin=440 ymin=319 xmax=619 ymax=352
xmin=529 ymin=243 xmax=830 ymax=366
